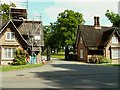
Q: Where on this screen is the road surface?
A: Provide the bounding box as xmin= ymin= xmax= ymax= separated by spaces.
xmin=1 ymin=59 xmax=119 ymax=89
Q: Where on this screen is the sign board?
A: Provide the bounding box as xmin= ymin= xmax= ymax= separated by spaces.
xmin=34 ymin=36 xmax=41 ymax=40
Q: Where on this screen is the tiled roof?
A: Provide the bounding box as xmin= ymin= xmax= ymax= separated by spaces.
xmin=76 ymin=25 xmax=119 ymax=48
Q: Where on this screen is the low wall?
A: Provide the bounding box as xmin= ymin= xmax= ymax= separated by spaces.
xmin=1 ymin=60 xmax=13 ymax=65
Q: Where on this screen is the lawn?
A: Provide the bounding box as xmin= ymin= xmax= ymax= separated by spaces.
xmin=51 ymin=52 xmax=65 ymax=59
xmin=106 ymin=64 xmax=120 ymax=66
xmin=42 ymin=51 xmax=65 ymax=59
xmin=0 ymin=52 xmax=65 ymax=72
xmin=0 ymin=64 xmax=42 ymax=72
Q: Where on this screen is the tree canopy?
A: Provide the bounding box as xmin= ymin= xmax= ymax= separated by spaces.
xmin=43 ymin=10 xmax=85 ymax=55
xmin=51 ymin=10 xmax=85 ymax=47
xmin=0 ymin=3 xmax=16 ymax=20
xmin=105 ymin=10 xmax=120 ymax=27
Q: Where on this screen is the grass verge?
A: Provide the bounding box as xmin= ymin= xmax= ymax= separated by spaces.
xmin=0 ymin=64 xmax=43 ymax=72
xmin=106 ymin=64 xmax=120 ymax=66
xmin=42 ymin=51 xmax=65 ymax=59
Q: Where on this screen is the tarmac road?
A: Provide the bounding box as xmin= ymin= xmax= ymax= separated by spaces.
xmin=1 ymin=59 xmax=119 ymax=89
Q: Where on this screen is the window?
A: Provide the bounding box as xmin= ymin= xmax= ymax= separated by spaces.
xmin=80 ymin=49 xmax=83 ymax=58
xmin=112 ymin=36 xmax=119 ymax=44
xmin=2 ymin=48 xmax=15 ymax=60
xmin=111 ymin=49 xmax=120 ymax=59
xmin=6 ymin=32 xmax=15 ymax=41
xmin=80 ymin=37 xmax=83 ymax=43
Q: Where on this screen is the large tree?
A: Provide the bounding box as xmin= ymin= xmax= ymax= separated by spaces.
xmin=43 ymin=25 xmax=61 ymax=53
xmin=51 ymin=10 xmax=85 ymax=59
xmin=105 ymin=10 xmax=120 ymax=27
xmin=0 ymin=3 xmax=16 ymax=20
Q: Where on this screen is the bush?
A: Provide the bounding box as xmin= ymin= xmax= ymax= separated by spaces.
xmin=10 ymin=48 xmax=27 ymax=65
xmin=89 ymin=55 xmax=112 ymax=64
xmin=68 ymin=54 xmax=77 ymax=61
xmin=100 ymin=57 xmax=112 ymax=63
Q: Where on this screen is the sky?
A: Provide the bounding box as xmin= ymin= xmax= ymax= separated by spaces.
xmin=1 ymin=0 xmax=120 ymax=26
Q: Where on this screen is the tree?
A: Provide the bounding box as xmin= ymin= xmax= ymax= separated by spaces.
xmin=43 ymin=25 xmax=61 ymax=53
xmin=0 ymin=3 xmax=16 ymax=20
xmin=105 ymin=10 xmax=120 ymax=27
xmin=51 ymin=10 xmax=85 ymax=59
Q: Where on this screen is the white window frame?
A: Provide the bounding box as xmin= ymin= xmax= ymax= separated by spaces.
xmin=111 ymin=49 xmax=120 ymax=59
xmin=6 ymin=32 xmax=15 ymax=41
xmin=2 ymin=48 xmax=15 ymax=60
xmin=80 ymin=49 xmax=83 ymax=58
xmin=112 ymin=36 xmax=119 ymax=44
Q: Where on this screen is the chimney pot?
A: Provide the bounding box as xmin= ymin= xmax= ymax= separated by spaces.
xmin=94 ymin=16 xmax=101 ymax=29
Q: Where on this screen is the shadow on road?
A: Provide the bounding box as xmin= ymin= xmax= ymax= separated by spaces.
xmin=30 ymin=61 xmax=119 ymax=89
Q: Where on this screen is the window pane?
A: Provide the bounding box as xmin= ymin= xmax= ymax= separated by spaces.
xmin=80 ymin=37 xmax=83 ymax=43
xmin=112 ymin=49 xmax=120 ymax=59
xmin=80 ymin=49 xmax=83 ymax=58
xmin=12 ymin=48 xmax=15 ymax=58
xmin=112 ymin=36 xmax=118 ymax=44
xmin=6 ymin=33 xmax=10 ymax=39
xmin=3 ymin=48 xmax=15 ymax=59
xmin=4 ymin=48 xmax=7 ymax=58
xmin=11 ymin=32 xmax=15 ymax=39
xmin=8 ymin=48 xmax=11 ymax=58
xmin=6 ymin=32 xmax=15 ymax=40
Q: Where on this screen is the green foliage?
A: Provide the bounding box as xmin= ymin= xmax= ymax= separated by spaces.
xmin=53 ymin=10 xmax=85 ymax=46
xmin=100 ymin=57 xmax=112 ymax=63
xmin=10 ymin=48 xmax=27 ymax=65
xmin=89 ymin=55 xmax=112 ymax=64
xmin=105 ymin=10 xmax=120 ymax=27
xmin=1 ymin=64 xmax=42 ymax=72
xmin=0 ymin=3 xmax=16 ymax=20
xmin=43 ymin=10 xmax=84 ymax=53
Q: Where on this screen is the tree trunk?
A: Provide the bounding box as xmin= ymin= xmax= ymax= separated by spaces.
xmin=65 ymin=45 xmax=69 ymax=60
xmin=47 ymin=46 xmax=51 ymax=61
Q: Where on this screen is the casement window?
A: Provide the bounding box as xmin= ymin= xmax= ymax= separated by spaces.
xmin=80 ymin=49 xmax=83 ymax=58
xmin=111 ymin=49 xmax=120 ymax=59
xmin=112 ymin=36 xmax=119 ymax=44
xmin=80 ymin=37 xmax=83 ymax=43
xmin=2 ymin=48 xmax=15 ymax=60
xmin=6 ymin=32 xmax=15 ymax=41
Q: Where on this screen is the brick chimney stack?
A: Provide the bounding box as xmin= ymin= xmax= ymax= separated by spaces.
xmin=94 ymin=16 xmax=101 ymax=29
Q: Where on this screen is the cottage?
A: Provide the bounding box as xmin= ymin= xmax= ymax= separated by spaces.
xmin=14 ymin=19 xmax=44 ymax=64
xmin=0 ymin=19 xmax=44 ymax=65
xmin=0 ymin=20 xmax=29 ymax=65
xmin=75 ymin=16 xmax=120 ymax=63
xmin=0 ymin=7 xmax=44 ymax=65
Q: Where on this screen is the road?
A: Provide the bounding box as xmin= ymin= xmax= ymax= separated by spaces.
xmin=1 ymin=59 xmax=119 ymax=89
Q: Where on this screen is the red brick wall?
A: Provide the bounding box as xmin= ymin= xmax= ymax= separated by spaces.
xmin=77 ymin=37 xmax=88 ymax=62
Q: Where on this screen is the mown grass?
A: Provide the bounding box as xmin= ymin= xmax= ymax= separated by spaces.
xmin=51 ymin=52 xmax=65 ymax=59
xmin=42 ymin=51 xmax=65 ymax=59
xmin=0 ymin=64 xmax=43 ymax=72
xmin=106 ymin=64 xmax=120 ymax=66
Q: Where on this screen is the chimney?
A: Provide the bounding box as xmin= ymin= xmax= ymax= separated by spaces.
xmin=94 ymin=16 xmax=101 ymax=29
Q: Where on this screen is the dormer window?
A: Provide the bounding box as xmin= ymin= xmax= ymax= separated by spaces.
xmin=6 ymin=32 xmax=15 ymax=41
xmin=112 ymin=36 xmax=118 ymax=44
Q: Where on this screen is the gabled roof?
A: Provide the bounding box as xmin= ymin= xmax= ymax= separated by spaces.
xmin=16 ymin=19 xmax=44 ymax=47
xmin=76 ymin=25 xmax=120 ymax=48
xmin=0 ymin=20 xmax=29 ymax=47
xmin=100 ymin=28 xmax=118 ymax=46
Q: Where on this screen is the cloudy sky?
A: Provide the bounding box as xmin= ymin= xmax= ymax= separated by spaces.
xmin=1 ymin=0 xmax=120 ymax=26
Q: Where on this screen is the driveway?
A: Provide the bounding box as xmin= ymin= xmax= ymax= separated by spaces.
xmin=2 ymin=59 xmax=119 ymax=89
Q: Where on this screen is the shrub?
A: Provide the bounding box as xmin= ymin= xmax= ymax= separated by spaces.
xmin=10 ymin=48 xmax=27 ymax=65
xmin=89 ymin=55 xmax=112 ymax=64
xmin=100 ymin=57 xmax=112 ymax=63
